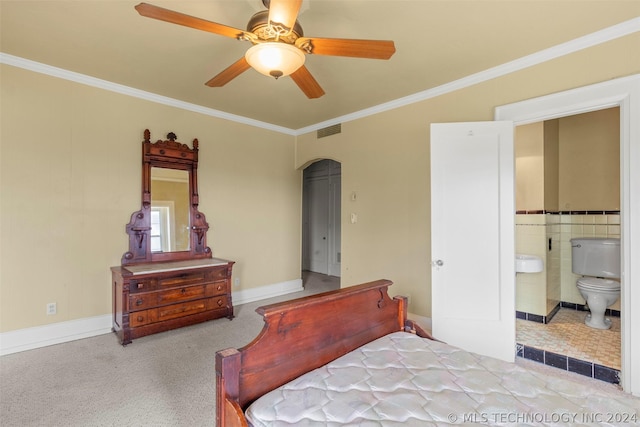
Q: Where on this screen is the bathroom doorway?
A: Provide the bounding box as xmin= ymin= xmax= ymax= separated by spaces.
xmin=496 ymin=74 xmax=640 ymax=395
xmin=514 ymin=107 xmax=622 ymax=384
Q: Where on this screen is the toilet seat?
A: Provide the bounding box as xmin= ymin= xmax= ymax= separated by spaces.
xmin=576 ymin=277 xmax=620 ymax=291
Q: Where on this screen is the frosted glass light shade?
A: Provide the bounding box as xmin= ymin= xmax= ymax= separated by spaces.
xmin=245 ymin=42 xmax=305 ymax=79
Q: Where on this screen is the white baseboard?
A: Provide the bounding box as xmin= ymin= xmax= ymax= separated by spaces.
xmin=0 ymin=314 xmax=113 ymax=356
xmin=0 ymin=278 xmax=303 ymax=356
xmin=232 ymin=278 xmax=303 ymax=305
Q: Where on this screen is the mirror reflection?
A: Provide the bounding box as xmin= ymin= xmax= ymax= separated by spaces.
xmin=151 ymin=167 xmax=190 ymax=252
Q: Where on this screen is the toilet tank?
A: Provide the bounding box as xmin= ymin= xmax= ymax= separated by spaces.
xmin=571 ymin=238 xmax=620 ymax=278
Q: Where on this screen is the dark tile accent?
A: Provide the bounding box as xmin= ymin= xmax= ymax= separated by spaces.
xmin=527 ymin=313 xmax=545 ymax=324
xmin=515 ymin=312 xmax=544 ymax=323
xmin=516 ymin=310 xmax=571 ymax=324
xmin=516 ymin=347 xmax=620 ymax=385
xmin=523 ymin=346 xmax=544 ymax=363
xmin=560 ymin=301 xmax=588 ymax=312
xmin=557 ymin=301 xmax=620 ymax=317
xmin=545 ymin=351 xmax=568 ymax=370
xmin=550 ymin=210 xmax=619 ymax=215
xmin=594 ymin=364 xmax=620 ymax=384
xmin=568 ymin=357 xmax=593 ymax=378
xmin=605 ymin=308 xmax=621 ymax=318
xmin=515 ymin=210 xmax=546 ymax=214
xmin=546 ymin=303 xmax=560 ymax=322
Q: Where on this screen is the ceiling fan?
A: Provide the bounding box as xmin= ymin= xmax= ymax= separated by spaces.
xmin=135 ymin=0 xmax=396 ymax=99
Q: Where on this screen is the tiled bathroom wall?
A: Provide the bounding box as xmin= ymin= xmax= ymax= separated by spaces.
xmin=559 ymin=211 xmax=621 ymax=310
xmin=515 ymin=214 xmax=547 ymax=316
xmin=516 ymin=211 xmax=621 ymax=319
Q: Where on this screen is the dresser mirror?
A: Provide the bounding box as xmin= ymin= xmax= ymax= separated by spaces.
xmin=121 ymin=129 xmax=211 ymax=265
xmin=150 ymin=167 xmax=190 ymax=252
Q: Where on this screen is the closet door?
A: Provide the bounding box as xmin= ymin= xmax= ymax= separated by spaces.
xmin=306 ymin=178 xmax=330 ymax=274
xmin=430 ymin=121 xmax=515 ymax=362
xmin=328 ymin=176 xmax=341 ymax=277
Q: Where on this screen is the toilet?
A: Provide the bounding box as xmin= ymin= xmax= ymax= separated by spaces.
xmin=571 ymin=237 xmax=620 ymax=330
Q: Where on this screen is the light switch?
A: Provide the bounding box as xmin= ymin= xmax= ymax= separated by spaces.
xmin=350 ymin=213 xmax=358 ymax=224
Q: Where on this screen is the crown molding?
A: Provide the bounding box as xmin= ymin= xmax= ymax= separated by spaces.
xmin=0 ymin=53 xmax=297 ymax=136
xmin=2 ymin=17 xmax=638 ymax=137
xmin=295 ymin=17 xmax=640 ymax=135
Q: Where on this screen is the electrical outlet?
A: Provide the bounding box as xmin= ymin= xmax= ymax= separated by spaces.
xmin=46 ymin=302 xmax=57 ymax=315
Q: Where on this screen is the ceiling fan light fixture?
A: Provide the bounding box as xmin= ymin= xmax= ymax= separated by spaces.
xmin=245 ymin=42 xmax=305 ymax=79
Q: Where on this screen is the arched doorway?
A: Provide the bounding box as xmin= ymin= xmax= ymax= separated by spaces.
xmin=302 ymin=159 xmax=341 ymax=277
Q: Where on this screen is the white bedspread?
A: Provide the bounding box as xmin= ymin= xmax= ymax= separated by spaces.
xmin=245 ymin=332 xmax=640 ymax=426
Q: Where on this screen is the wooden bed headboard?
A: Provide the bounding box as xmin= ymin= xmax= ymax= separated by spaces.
xmin=215 ymin=279 xmax=407 ymax=427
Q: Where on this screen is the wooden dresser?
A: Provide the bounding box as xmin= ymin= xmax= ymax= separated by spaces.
xmin=112 ymin=258 xmax=234 ymax=345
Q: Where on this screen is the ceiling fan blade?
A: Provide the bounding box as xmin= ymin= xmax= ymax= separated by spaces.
xmin=290 ymin=66 xmax=325 ymax=99
xmin=267 ymin=0 xmax=302 ymax=32
xmin=205 ymin=57 xmax=251 ymax=87
xmin=296 ymin=37 xmax=396 ymax=59
xmin=135 ymin=3 xmax=251 ymax=40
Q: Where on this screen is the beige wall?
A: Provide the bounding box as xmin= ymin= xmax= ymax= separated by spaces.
xmin=296 ymin=33 xmax=639 ymax=318
xmin=559 ymin=107 xmax=620 ymax=211
xmin=0 ymin=65 xmax=300 ymax=332
xmin=543 ymin=120 xmax=560 ymax=212
xmin=515 ymin=122 xmax=545 ymax=211
xmin=1 ymin=32 xmax=638 ymax=333
xmin=515 ymin=108 xmax=618 ymax=213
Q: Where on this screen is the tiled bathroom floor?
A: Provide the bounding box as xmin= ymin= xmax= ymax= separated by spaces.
xmin=516 ymin=308 xmax=621 ymax=370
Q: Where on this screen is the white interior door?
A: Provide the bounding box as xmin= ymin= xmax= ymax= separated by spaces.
xmin=307 ymin=178 xmax=330 ymax=274
xmin=431 ymin=121 xmax=515 ymax=362
xmin=328 ymin=176 xmax=341 ymax=277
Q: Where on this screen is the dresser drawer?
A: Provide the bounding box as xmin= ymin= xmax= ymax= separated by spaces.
xmin=156 ymin=296 xmax=228 ymax=322
xmin=130 ymin=296 xmax=229 ymax=327
xmin=208 ymin=295 xmax=228 ymax=310
xmin=158 ymin=285 xmax=206 ymax=305
xmin=206 ymin=282 xmax=228 ymax=296
xmin=158 ymin=271 xmax=207 ymax=289
xmin=129 ymin=284 xmax=212 ymax=311
xmin=129 ymin=278 xmax=158 ymax=293
xmin=129 ymin=309 xmax=157 ymax=327
xmin=206 ymin=267 xmax=229 ymax=282
xmin=129 ymin=293 xmax=158 ymax=311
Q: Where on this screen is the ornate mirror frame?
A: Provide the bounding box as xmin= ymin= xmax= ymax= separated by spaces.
xmin=121 ymin=129 xmax=211 ymax=265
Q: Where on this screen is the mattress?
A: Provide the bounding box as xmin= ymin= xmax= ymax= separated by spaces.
xmin=245 ymin=332 xmax=640 ymax=426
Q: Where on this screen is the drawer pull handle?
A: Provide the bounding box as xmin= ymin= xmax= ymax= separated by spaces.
xmin=217 ymin=285 xmax=223 ymax=291
xmin=137 ymin=283 xmax=144 ymax=289
xmin=181 ymin=288 xmax=187 ymax=294
xmin=137 ymin=316 xmax=144 ymax=322
xmin=217 ymin=299 xmax=224 ymax=307
xmin=136 ymin=299 xmax=143 ymax=306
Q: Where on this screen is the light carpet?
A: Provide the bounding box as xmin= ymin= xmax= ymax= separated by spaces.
xmin=0 ymin=272 xmax=633 ymax=426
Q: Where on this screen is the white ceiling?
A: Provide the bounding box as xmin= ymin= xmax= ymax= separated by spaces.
xmin=2 ymin=1 xmax=639 ymax=131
